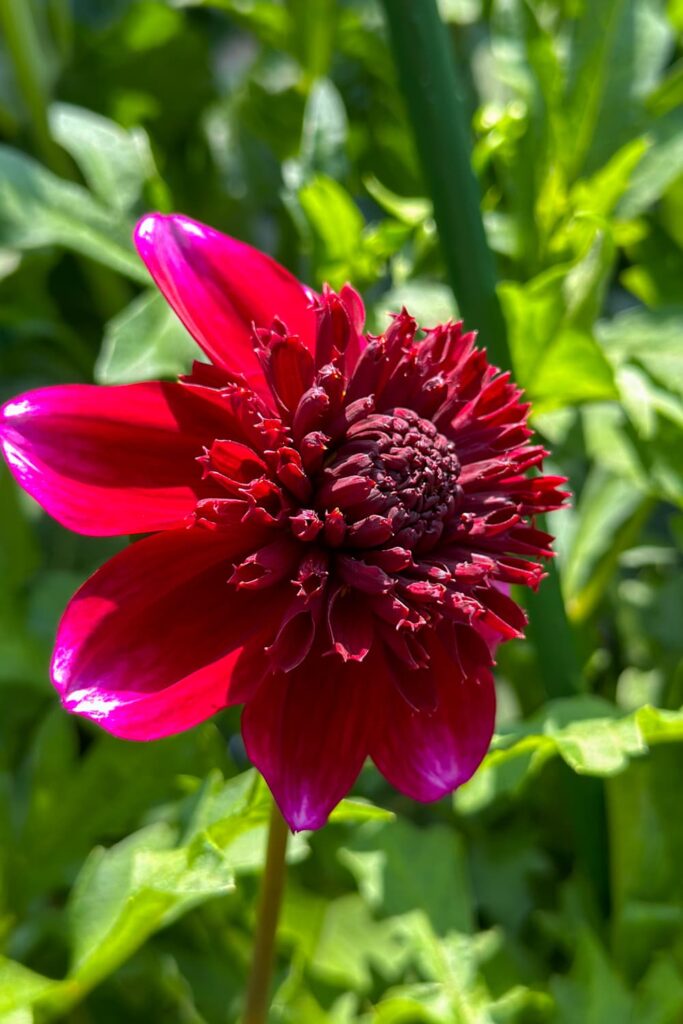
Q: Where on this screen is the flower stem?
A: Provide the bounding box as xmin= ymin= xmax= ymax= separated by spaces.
xmin=242 ymin=800 xmax=289 ymax=1024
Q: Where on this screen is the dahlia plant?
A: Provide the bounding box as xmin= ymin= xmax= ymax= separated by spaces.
xmin=0 ymin=213 xmax=566 ymax=832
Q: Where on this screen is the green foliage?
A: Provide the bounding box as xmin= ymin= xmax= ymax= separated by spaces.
xmin=95 ymin=291 xmax=202 ymax=384
xmin=0 ymin=145 xmax=146 ymax=281
xmin=0 ymin=0 xmax=681 ymax=1021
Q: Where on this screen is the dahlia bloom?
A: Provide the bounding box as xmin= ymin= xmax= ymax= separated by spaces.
xmin=0 ymin=214 xmax=567 ymax=830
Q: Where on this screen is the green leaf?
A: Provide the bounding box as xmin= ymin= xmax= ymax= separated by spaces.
xmin=295 ymin=175 xmax=408 ymax=291
xmin=95 ymin=290 xmax=202 ymax=384
xmin=329 ymin=798 xmax=394 ymax=824
xmin=173 ymin=0 xmax=290 ymax=48
xmin=581 ymin=309 xmax=683 ymax=506
xmin=281 ymin=890 xmax=410 ymax=993
xmin=619 ymin=109 xmax=683 ymax=217
xmin=0 ymin=145 xmax=146 ymax=281
xmin=597 ymin=306 xmax=683 ymax=398
xmin=0 ymin=466 xmax=39 ymax=608
xmin=49 ymin=103 xmax=156 ymax=213
xmin=66 ymin=821 xmax=239 ymax=992
xmin=634 ymin=956 xmax=683 ymax=1024
xmin=364 ymin=176 xmax=432 ymax=227
xmin=500 ymin=237 xmax=618 ymax=411
xmin=373 ymin=924 xmax=552 ymax=1024
xmin=1 ymin=770 xmax=306 ymax=1018
xmin=551 ymin=929 xmax=634 ymax=1023
xmin=456 ymin=699 xmax=683 ymax=814
xmin=12 ymin=723 xmax=227 ymax=898
xmin=621 ymin=220 xmax=683 ymax=308
xmin=564 ymin=0 xmax=672 ymax=177
xmin=529 ymin=326 xmax=618 ymax=411
xmin=0 ymin=960 xmax=61 ymax=1019
xmin=298 ymin=78 xmax=348 ymax=181
xmin=562 ymin=468 xmax=652 ymax=622
xmin=608 ymin=745 xmax=683 ymax=977
xmin=339 ymin=818 xmax=474 ymax=936
xmin=372 ymin=281 xmax=457 ymax=332
xmin=287 ymin=0 xmax=338 ymax=80
xmin=569 ymin=136 xmax=649 ymax=223
xmin=298 ymin=175 xmax=364 ymax=275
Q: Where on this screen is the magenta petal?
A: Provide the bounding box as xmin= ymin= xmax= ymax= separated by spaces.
xmin=241 ymin=650 xmax=376 ymax=830
xmin=0 ymin=382 xmax=227 ymax=535
xmin=134 ymin=214 xmax=317 ymax=394
xmin=371 ymin=638 xmax=495 ymax=802
xmin=52 ymin=525 xmax=280 ymax=740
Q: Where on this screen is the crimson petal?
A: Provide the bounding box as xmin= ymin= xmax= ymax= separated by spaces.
xmin=241 ymin=648 xmax=376 ymax=830
xmin=134 ymin=214 xmax=317 ymax=395
xmin=371 ymin=636 xmax=495 ymax=802
xmin=0 ymin=382 xmax=229 ymax=536
xmin=52 ymin=526 xmax=281 ymax=740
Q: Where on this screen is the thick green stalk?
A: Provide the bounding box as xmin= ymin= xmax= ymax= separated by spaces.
xmin=48 ymin=0 xmax=74 ymax=62
xmin=380 ymin=0 xmax=607 ymax=913
xmin=526 ymin=545 xmax=581 ymax=698
xmin=242 ymin=801 xmax=289 ymax=1024
xmin=380 ymin=0 xmax=508 ymax=369
xmin=381 ymin=0 xmax=580 ymax=698
xmin=0 ymin=0 xmax=70 ymax=175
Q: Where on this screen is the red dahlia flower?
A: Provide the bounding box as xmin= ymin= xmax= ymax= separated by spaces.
xmin=0 ymin=214 xmax=567 ymax=830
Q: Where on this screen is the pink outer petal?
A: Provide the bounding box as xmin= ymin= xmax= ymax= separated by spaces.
xmin=0 ymin=382 xmax=232 ymax=536
xmin=52 ymin=525 xmax=282 ymax=740
xmin=371 ymin=637 xmax=496 ymax=802
xmin=134 ymin=214 xmax=317 ymax=395
xmin=241 ymin=647 xmax=379 ymax=830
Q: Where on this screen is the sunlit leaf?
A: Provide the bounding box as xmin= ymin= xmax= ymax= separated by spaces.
xmin=456 ymin=699 xmax=683 ymax=813
xmin=49 ymin=103 xmax=157 ymax=213
xmin=0 ymin=146 xmax=146 ymax=281
xmin=95 ymin=290 xmax=202 ymax=384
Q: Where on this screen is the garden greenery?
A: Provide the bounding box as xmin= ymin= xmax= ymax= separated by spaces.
xmin=0 ymin=0 xmax=682 ymax=1021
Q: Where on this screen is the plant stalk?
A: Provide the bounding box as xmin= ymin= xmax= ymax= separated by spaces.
xmin=381 ymin=0 xmax=581 ymax=698
xmin=242 ymin=800 xmax=289 ymax=1024
xmin=380 ymin=0 xmax=509 ymax=370
xmin=0 ymin=0 xmax=70 ymax=175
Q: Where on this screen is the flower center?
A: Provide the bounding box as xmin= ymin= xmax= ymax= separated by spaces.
xmin=317 ymin=407 xmax=463 ymax=550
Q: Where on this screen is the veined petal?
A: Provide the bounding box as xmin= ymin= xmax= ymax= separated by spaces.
xmin=371 ymin=636 xmax=495 ymax=802
xmin=134 ymin=214 xmax=317 ymax=394
xmin=241 ymin=647 xmax=376 ymax=830
xmin=0 ymin=382 xmax=231 ymax=535
xmin=52 ymin=525 xmax=281 ymax=740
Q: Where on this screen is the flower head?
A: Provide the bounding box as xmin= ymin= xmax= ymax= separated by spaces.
xmin=0 ymin=214 xmax=568 ymax=830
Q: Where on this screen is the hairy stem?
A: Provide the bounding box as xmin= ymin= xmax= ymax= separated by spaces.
xmin=242 ymin=800 xmax=289 ymax=1024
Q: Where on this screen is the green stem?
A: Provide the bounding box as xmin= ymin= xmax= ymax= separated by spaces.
xmin=380 ymin=0 xmax=509 ymax=369
xmin=0 ymin=0 xmax=70 ymax=175
xmin=242 ymin=800 xmax=289 ymax=1024
xmin=525 ymin=553 xmax=581 ymax=698
xmin=382 ymin=0 xmax=581 ymax=699
xmin=48 ymin=0 xmax=73 ymax=63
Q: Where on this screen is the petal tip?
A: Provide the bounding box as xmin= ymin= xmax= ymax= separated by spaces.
xmin=133 ymin=212 xmax=162 ymax=248
xmin=278 ymin=794 xmax=329 ymax=833
xmin=134 ymin=212 xmax=206 ymax=250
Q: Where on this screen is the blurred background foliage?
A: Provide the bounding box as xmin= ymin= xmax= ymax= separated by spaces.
xmin=0 ymin=0 xmax=682 ymax=1020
